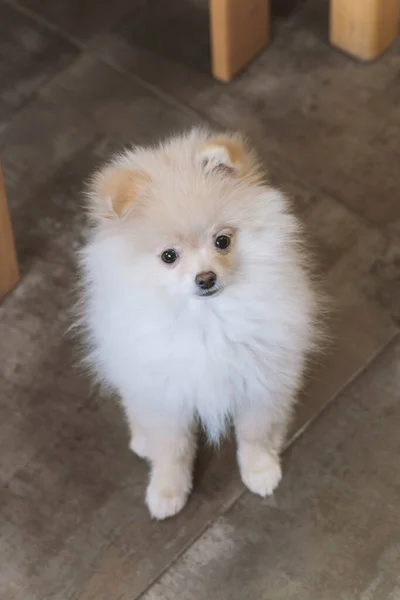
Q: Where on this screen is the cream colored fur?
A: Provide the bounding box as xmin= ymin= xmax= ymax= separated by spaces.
xmin=79 ymin=128 xmax=320 ymax=519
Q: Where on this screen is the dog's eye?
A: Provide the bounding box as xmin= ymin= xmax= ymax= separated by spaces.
xmin=215 ymin=235 xmax=231 ymax=251
xmin=161 ymin=249 xmax=179 ymax=264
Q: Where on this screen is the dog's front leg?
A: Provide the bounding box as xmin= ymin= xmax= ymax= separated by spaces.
xmin=235 ymin=403 xmax=291 ymax=498
xmin=127 ymin=408 xmax=196 ymax=520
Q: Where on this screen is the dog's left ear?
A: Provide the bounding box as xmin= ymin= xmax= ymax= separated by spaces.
xmin=88 ymin=165 xmax=150 ymax=221
xmin=198 ymin=134 xmax=261 ymax=182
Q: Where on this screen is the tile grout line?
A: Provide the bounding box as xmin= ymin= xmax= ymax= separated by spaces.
xmin=0 ymin=47 xmax=86 ymax=152
xmin=284 ymin=330 xmax=400 ymax=450
xmin=135 ymin=329 xmax=399 ymax=599
xmin=263 ymin=140 xmax=396 ymax=235
xmin=3 ymin=0 xmax=220 ymax=130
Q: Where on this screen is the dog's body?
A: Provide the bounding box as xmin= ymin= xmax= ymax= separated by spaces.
xmin=79 ymin=129 xmax=319 ymax=519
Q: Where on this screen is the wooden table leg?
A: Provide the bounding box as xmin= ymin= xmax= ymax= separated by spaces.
xmin=0 ymin=166 xmax=19 ymax=299
xmin=330 ymin=0 xmax=400 ymax=60
xmin=210 ymin=0 xmax=270 ymax=82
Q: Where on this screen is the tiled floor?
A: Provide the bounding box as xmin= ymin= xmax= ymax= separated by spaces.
xmin=1 ymin=1 xmax=399 ymax=598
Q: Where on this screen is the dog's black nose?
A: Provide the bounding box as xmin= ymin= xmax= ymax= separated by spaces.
xmin=195 ymin=271 xmax=217 ymax=290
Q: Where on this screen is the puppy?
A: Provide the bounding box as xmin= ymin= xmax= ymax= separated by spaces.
xmin=79 ymin=129 xmax=319 ymax=519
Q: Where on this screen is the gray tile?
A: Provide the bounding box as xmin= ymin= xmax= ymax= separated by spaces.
xmin=275 ymin=172 xmax=400 ymax=321
xmin=320 ymin=121 xmax=400 ymax=227
xmin=0 ymin=258 xmax=93 ymax=485
xmin=7 ymin=0 xmax=136 ymax=42
xmin=0 ymin=258 xmax=82 ymax=390
xmin=0 ymin=2 xmax=78 ymax=129
xmin=0 ymin=392 xmax=134 ymax=598
xmin=114 ymin=0 xmax=211 ymax=74
xmin=140 ymin=335 xmax=400 ymax=600
xmin=12 ymin=0 xmax=211 ymax=74
xmin=0 ymin=375 xmax=92 ymax=486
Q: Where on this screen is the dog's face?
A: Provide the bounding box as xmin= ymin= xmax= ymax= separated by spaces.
xmin=154 ymin=224 xmax=237 ymax=298
xmin=88 ymin=130 xmax=267 ymax=299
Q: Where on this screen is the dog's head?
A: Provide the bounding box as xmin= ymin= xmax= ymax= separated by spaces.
xmin=86 ymin=129 xmax=288 ymax=300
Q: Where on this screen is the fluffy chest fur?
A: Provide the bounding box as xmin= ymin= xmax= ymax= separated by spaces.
xmin=83 ymin=241 xmax=310 ymax=440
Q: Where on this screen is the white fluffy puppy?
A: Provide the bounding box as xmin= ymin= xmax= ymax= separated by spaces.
xmin=79 ymin=129 xmax=319 ymax=519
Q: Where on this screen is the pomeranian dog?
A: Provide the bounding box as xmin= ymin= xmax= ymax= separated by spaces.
xmin=79 ymin=129 xmax=319 ymax=520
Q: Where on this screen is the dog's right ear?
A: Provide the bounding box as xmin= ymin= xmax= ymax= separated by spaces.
xmin=197 ymin=133 xmax=263 ymax=184
xmin=87 ymin=166 xmax=150 ymax=220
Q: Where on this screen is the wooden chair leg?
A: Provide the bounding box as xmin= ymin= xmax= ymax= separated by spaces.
xmin=330 ymin=0 xmax=400 ymax=60
xmin=210 ymin=0 xmax=270 ymax=82
xmin=0 ymin=166 xmax=19 ymax=299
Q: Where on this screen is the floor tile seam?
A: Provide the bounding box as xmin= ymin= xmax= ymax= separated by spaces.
xmin=135 ymin=330 xmax=399 ymax=599
xmin=2 ymin=0 xmax=219 ymax=129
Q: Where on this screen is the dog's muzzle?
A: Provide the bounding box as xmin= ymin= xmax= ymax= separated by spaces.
xmin=195 ymin=271 xmax=220 ymax=297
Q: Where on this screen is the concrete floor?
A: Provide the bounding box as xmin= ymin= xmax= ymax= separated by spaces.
xmin=0 ymin=0 xmax=400 ymax=598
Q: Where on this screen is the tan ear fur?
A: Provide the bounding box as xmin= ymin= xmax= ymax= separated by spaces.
xmin=199 ymin=134 xmax=263 ymax=183
xmin=91 ymin=167 xmax=150 ymax=219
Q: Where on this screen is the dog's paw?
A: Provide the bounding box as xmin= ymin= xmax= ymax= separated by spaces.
xmin=240 ymin=452 xmax=282 ymax=498
xmin=145 ymin=472 xmax=191 ymax=520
